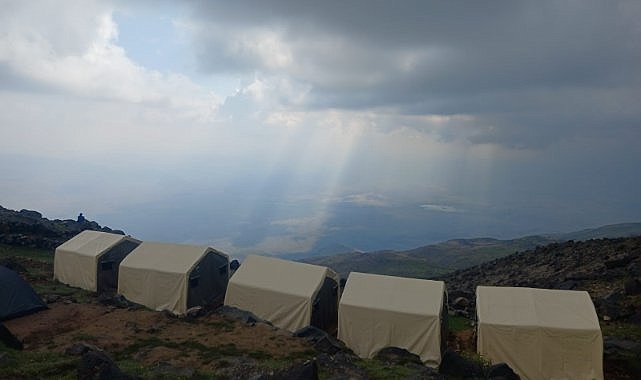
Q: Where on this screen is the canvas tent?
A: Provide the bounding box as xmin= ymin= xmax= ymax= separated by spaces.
xmin=118 ymin=242 xmax=229 ymax=315
xmin=224 ymin=255 xmax=340 ymax=332
xmin=476 ymin=286 xmax=603 ymax=380
xmin=0 ymin=266 xmax=47 ymax=321
xmin=54 ymin=230 xmax=141 ymax=292
xmin=338 ymin=272 xmax=447 ymax=367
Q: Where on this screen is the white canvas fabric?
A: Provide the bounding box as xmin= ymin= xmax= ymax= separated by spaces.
xmin=338 ymin=272 xmax=446 ymax=367
xmin=118 ymin=242 xmax=228 ymax=315
xmin=54 ymin=230 xmax=140 ymax=292
xmin=476 ymin=286 xmax=603 ymax=380
xmin=224 ymin=255 xmax=339 ymax=332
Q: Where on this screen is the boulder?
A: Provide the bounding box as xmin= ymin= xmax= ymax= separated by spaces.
xmin=439 ymin=350 xmax=484 ymax=378
xmin=294 ymin=326 xmax=347 ymax=355
xmin=453 ymin=297 xmax=470 ymax=309
xmin=374 ymin=347 xmax=423 ymax=366
xmin=624 ymin=278 xmax=641 ymax=296
xmin=65 ymin=342 xmax=103 ymax=356
xmin=271 ymin=359 xmax=318 ymax=380
xmin=77 ymin=350 xmax=133 ymax=380
xmin=486 ymin=363 xmax=520 ymax=379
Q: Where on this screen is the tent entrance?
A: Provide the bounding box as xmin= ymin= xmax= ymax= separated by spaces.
xmin=310 ymin=277 xmax=339 ymax=333
xmin=96 ymin=240 xmax=139 ymax=293
xmin=187 ymin=252 xmax=229 ymax=309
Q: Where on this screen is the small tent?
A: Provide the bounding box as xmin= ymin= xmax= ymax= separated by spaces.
xmin=118 ymin=242 xmax=229 ymax=315
xmin=54 ymin=230 xmax=141 ymax=292
xmin=224 ymin=255 xmax=340 ymax=332
xmin=338 ymin=272 xmax=447 ymax=367
xmin=476 ymin=286 xmax=603 ymax=380
xmin=0 ymin=266 xmax=47 ymax=321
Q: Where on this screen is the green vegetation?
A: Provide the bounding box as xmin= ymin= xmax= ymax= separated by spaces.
xmin=0 ymin=244 xmax=53 ymax=263
xmin=0 ymin=342 xmax=77 ymax=379
xmin=448 ymin=315 xmax=474 ymax=333
xmin=601 ymin=321 xmax=641 ymax=341
xmin=356 ymin=359 xmax=417 ymax=380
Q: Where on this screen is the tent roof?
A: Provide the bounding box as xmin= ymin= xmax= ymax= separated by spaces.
xmin=340 ymin=272 xmax=445 ymax=316
xmin=0 ymin=266 xmax=47 ymax=321
xmin=121 ymin=242 xmax=225 ymax=274
xmin=230 ymin=255 xmax=336 ymax=299
xmin=56 ymin=230 xmax=138 ymax=258
xmin=476 ymin=286 xmax=600 ymax=331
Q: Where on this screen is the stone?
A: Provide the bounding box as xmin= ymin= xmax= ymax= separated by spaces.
xmin=452 ymin=297 xmax=470 ymax=309
xmin=186 ymin=306 xmax=204 ymax=318
xmin=65 ymin=342 xmax=103 ymax=356
xmin=624 ymin=278 xmax=641 ymax=296
xmin=294 ymin=326 xmax=347 ymax=355
xmin=271 ymin=359 xmax=318 ymax=380
xmin=374 ymin=347 xmax=423 ymax=366
xmin=439 ymin=350 xmax=483 ymax=378
xmin=152 ymin=361 xmax=195 ymax=378
xmin=486 ymin=362 xmax=521 ymax=379
xmin=77 ymin=350 xmax=133 ymax=380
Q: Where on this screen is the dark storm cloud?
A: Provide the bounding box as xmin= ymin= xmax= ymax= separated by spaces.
xmin=187 ymin=0 xmax=641 ymax=147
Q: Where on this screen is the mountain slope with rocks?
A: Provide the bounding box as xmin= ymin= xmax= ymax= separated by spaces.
xmin=440 ymin=236 xmax=641 ymax=323
xmin=0 ymin=205 xmax=124 ymax=249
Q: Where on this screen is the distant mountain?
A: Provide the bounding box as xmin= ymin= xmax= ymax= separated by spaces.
xmin=302 ymin=222 xmax=641 ymax=279
xmin=0 ymin=205 xmax=124 ymax=249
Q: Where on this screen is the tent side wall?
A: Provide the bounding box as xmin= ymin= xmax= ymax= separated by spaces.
xmin=187 ymin=251 xmax=229 ymax=309
xmin=96 ymin=239 xmax=140 ymax=293
xmin=478 ymin=323 xmax=603 ymax=380
xmin=224 ymin=282 xmax=311 ymax=332
xmin=53 ymin=250 xmax=99 ymax=291
xmin=338 ymin=303 xmax=443 ymax=366
xmin=118 ymin=266 xmax=187 ymax=314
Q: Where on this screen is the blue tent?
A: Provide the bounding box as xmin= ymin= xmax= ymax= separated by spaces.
xmin=0 ymin=266 xmax=47 ymax=321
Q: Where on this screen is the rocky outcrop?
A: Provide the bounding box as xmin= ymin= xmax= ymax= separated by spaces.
xmin=0 ymin=205 xmax=124 ymax=250
xmin=440 ymin=237 xmax=641 ymax=322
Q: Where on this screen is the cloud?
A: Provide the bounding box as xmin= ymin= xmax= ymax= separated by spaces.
xmin=182 ymin=0 xmax=641 ymax=148
xmin=420 ymin=204 xmax=462 ymax=213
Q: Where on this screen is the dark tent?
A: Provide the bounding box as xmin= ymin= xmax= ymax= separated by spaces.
xmin=0 ymin=266 xmax=47 ymax=321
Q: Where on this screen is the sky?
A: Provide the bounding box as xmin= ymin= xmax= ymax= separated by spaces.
xmin=1 ymin=0 xmax=640 ymax=258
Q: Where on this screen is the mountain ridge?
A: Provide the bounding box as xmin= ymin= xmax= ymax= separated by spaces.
xmin=302 ymin=222 xmax=641 ymax=278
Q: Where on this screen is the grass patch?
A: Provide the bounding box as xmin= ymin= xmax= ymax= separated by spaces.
xmin=205 ymin=319 xmax=236 ymax=332
xmin=0 ymin=342 xmax=77 ymax=379
xmin=601 ymin=321 xmax=641 ymax=341
xmin=448 ymin=315 xmax=473 ymax=333
xmin=0 ymin=244 xmax=53 ymax=263
xmin=357 ymin=359 xmax=417 ymax=380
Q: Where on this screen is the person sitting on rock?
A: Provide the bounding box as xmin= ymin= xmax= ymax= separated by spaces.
xmin=77 ymin=213 xmax=86 ymax=223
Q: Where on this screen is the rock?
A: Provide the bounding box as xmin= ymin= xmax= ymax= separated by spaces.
xmin=316 ymin=352 xmax=369 ymax=379
xmin=19 ymin=209 xmax=42 ymax=219
xmin=374 ymin=347 xmax=423 ymax=366
xmin=557 ymin=280 xmax=579 ymax=290
xmin=152 ymin=361 xmax=195 ymax=378
xmin=604 ymin=337 xmax=641 ymax=356
xmin=186 ymin=306 xmax=204 ymax=318
xmin=65 ymin=342 xmax=103 ymax=356
xmin=439 ymin=350 xmax=484 ymax=378
xmin=44 ymin=294 xmax=61 ymax=304
xmin=97 ymin=294 xmax=130 ymax=308
xmin=624 ymin=278 xmax=641 ymax=295
xmin=294 ymin=326 xmax=347 ymax=355
xmin=77 ymin=350 xmax=133 ymax=380
xmin=218 ymin=305 xmax=265 ymax=325
xmin=0 ymin=323 xmax=23 ymax=350
xmin=271 ymin=359 xmax=318 ymax=380
xmin=486 ymin=363 xmax=520 ymax=379
xmin=452 ymin=297 xmax=470 ymax=309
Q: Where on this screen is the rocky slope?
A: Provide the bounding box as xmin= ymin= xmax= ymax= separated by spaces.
xmin=0 ymin=205 xmax=124 ymax=249
xmin=440 ymin=236 xmax=641 ymax=323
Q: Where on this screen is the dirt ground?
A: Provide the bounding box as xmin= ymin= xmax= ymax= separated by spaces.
xmin=5 ymin=300 xmax=312 ymax=373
